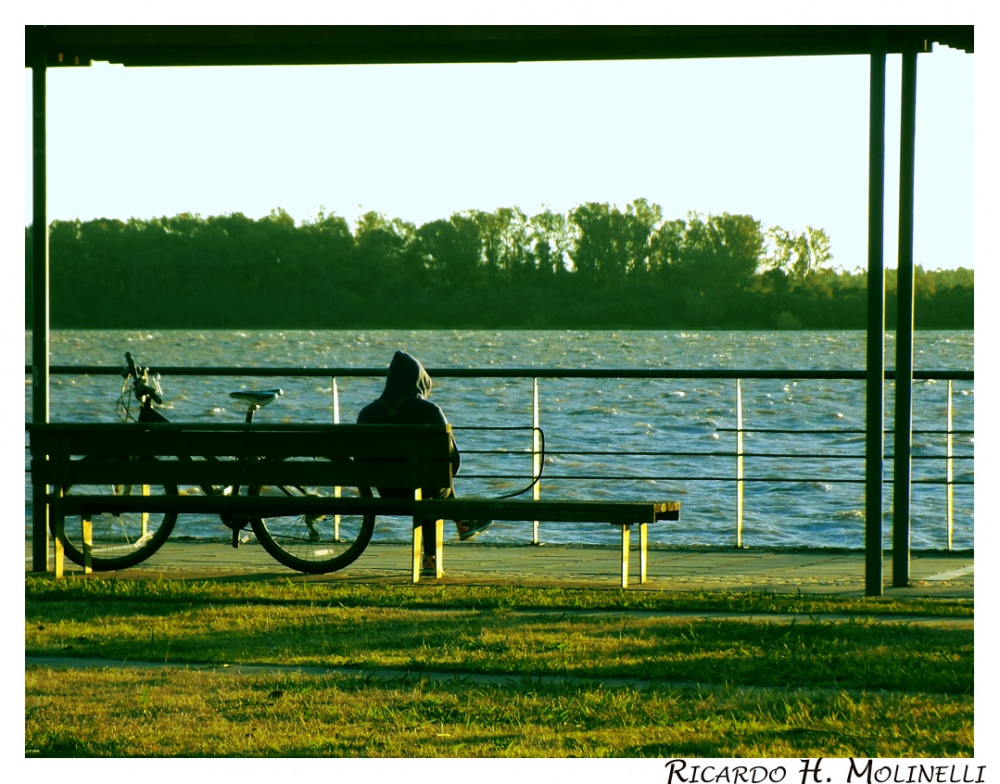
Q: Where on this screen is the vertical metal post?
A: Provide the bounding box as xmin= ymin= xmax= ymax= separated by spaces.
xmin=865 ymin=29 xmax=887 ymax=596
xmin=620 ymin=524 xmax=630 ymax=588
xmin=31 ymin=55 xmax=51 ymax=573
xmin=332 ymin=377 xmax=341 ymax=541
xmin=735 ymin=378 xmax=744 ymax=548
xmin=531 ymin=377 xmax=541 ymax=545
xmin=946 ymin=380 xmax=954 ymax=551
xmin=892 ymin=48 xmax=918 ymax=588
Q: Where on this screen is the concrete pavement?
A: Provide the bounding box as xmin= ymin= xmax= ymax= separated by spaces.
xmin=25 ymin=538 xmax=974 ymax=599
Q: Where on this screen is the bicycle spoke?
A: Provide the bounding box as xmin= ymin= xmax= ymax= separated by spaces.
xmin=249 ymin=474 xmax=375 ymax=574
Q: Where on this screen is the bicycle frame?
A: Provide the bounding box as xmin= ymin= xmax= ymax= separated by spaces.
xmin=125 ymin=354 xmax=279 ymax=546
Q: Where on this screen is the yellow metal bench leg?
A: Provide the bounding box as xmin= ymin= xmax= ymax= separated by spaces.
xmin=621 ymin=524 xmax=630 ymax=588
xmin=412 ymin=521 xmax=423 ymax=583
xmin=52 ymin=494 xmax=64 ymax=579
xmin=434 ymin=518 xmax=444 ymax=578
xmin=142 ymin=483 xmax=150 ymax=538
xmin=639 ymin=522 xmax=648 ymax=584
xmin=53 ymin=531 xmax=64 ymax=579
xmin=82 ymin=516 xmax=93 ymax=575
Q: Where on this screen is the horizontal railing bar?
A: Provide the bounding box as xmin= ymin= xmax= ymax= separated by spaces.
xmin=26 ymin=421 xmax=449 ymax=433
xmin=718 ymin=428 xmax=975 ymax=435
xmin=22 ymin=462 xmax=975 ymax=485
xmin=482 ymin=474 xmax=868 ymax=483
xmin=21 ymin=445 xmax=975 ymax=465
xmin=22 ymin=445 xmax=975 ymax=460
xmin=542 ymin=450 xmax=863 ymax=459
xmin=453 ymin=426 xmax=539 ymax=431
xmin=20 ymin=465 xmax=976 ymax=486
xmin=26 ymin=365 xmax=975 ymax=382
xmin=464 ymin=474 xmax=974 ymax=485
xmin=477 ymin=449 xmax=973 ymax=460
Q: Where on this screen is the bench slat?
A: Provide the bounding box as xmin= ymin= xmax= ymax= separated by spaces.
xmin=29 ymin=423 xmax=454 ymax=490
xmin=34 ymin=457 xmax=451 ymax=489
xmin=421 ymin=499 xmax=680 ymax=525
xmin=53 ymin=494 xmax=419 ymax=517
xmin=30 ymin=424 xmax=453 ymax=461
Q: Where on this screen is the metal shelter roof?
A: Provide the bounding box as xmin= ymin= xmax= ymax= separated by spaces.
xmin=26 ymin=25 xmax=973 ymax=68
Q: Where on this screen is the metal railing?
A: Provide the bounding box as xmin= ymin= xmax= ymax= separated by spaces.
xmin=26 ymin=364 xmax=974 ymax=551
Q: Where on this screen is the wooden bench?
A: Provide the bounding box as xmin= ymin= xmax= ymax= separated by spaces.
xmin=27 ymin=422 xmax=453 ymax=581
xmin=28 ymin=422 xmax=680 ymax=586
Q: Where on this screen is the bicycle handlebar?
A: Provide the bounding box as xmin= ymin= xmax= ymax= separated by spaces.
xmin=124 ymin=351 xmax=162 ymax=404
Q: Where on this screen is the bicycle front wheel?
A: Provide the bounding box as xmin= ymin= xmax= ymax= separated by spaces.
xmin=249 ymin=477 xmax=375 ymax=574
xmin=56 ymin=456 xmax=178 ymax=570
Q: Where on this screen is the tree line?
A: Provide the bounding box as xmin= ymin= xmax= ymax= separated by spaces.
xmin=24 ymin=200 xmax=973 ymax=329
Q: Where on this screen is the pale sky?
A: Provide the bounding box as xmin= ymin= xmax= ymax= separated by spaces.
xmin=23 ymin=26 xmax=975 ymax=272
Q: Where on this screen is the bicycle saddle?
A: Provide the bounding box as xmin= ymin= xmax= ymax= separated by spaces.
xmin=229 ymin=389 xmax=283 ymax=407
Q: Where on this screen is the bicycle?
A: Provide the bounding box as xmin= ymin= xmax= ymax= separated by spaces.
xmin=55 ymin=352 xmax=375 ymax=573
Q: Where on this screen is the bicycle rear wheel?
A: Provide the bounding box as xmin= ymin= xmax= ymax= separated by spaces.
xmin=56 ymin=456 xmax=178 ymax=570
xmin=249 ymin=471 xmax=375 ymax=574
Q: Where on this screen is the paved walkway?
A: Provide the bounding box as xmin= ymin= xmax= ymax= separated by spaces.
xmin=26 ymin=539 xmax=974 ymax=599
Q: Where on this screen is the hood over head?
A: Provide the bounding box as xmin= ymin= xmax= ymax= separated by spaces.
xmin=380 ymin=350 xmax=432 ymax=409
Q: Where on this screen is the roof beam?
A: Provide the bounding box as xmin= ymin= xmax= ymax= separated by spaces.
xmin=25 ymin=25 xmax=973 ymax=69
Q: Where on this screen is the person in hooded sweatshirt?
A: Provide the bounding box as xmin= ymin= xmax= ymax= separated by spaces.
xmin=357 ymin=350 xmax=492 ymax=575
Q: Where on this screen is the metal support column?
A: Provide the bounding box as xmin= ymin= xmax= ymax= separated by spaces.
xmin=332 ymin=377 xmax=341 ymax=542
xmin=893 ymin=48 xmax=919 ymax=588
xmin=946 ymin=381 xmax=955 ymax=550
xmin=531 ymin=377 xmax=541 ymax=545
xmin=31 ymin=55 xmax=51 ymax=573
xmin=865 ymin=30 xmax=887 ymax=596
xmin=735 ymin=378 xmax=744 ymax=549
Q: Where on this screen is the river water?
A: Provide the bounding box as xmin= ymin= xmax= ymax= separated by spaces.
xmin=25 ymin=329 xmax=974 ymax=551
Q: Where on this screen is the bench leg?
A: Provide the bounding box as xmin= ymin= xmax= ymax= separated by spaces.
xmin=141 ymin=484 xmax=150 ymax=538
xmin=412 ymin=522 xmax=423 ymax=583
xmin=53 ymin=529 xmax=64 ymax=579
xmin=434 ymin=518 xmax=444 ymax=578
xmin=639 ymin=522 xmax=648 ymax=584
xmin=621 ymin=524 xmax=630 ymax=588
xmin=82 ymin=516 xmax=93 ymax=575
xmin=50 ymin=498 xmax=65 ymax=579
xmin=412 ymin=519 xmax=445 ymax=583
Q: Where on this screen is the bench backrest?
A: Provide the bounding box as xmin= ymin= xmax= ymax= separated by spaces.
xmin=27 ymin=422 xmax=454 ymax=491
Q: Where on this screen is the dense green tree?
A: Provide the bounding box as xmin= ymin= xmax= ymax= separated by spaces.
xmin=352 ymin=211 xmax=416 ymax=288
xmin=673 ymin=212 xmax=764 ymax=294
xmin=568 ymin=199 xmax=661 ymax=287
xmin=24 ymin=201 xmax=973 ymax=330
xmin=415 ymin=214 xmax=482 ymax=287
xmin=766 ymin=225 xmax=833 ymax=280
xmin=528 ymin=208 xmax=572 ymax=277
xmin=469 ymin=206 xmax=532 ymax=282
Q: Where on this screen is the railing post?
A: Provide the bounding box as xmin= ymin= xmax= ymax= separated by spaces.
xmin=532 ymin=377 xmax=541 ymax=545
xmin=947 ymin=379 xmax=954 ymax=551
xmin=736 ymin=378 xmax=744 ymax=549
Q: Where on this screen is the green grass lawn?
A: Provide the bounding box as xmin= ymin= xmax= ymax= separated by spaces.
xmin=25 ymin=577 xmax=974 ymax=758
